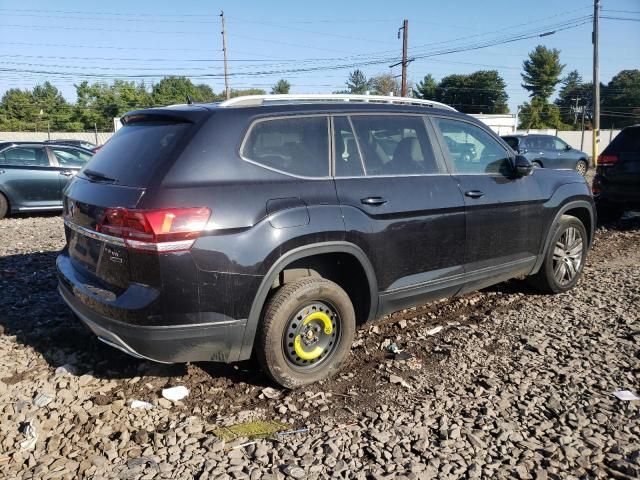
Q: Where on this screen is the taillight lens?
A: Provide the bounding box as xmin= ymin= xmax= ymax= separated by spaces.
xmin=97 ymin=207 xmax=211 ymax=253
xmin=598 ymin=154 xmax=618 ymax=165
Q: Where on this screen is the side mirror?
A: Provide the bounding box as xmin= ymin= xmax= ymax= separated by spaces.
xmin=564 ymin=144 xmax=572 ymax=151
xmin=514 ymin=155 xmax=533 ymax=177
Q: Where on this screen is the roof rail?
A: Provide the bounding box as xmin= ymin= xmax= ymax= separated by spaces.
xmin=218 ymin=94 xmax=456 ymax=111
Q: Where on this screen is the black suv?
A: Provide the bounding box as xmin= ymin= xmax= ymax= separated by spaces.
xmin=592 ymin=125 xmax=640 ymax=222
xmin=56 ymin=95 xmax=594 ymax=388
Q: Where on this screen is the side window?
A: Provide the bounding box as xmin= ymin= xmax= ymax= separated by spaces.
xmin=350 ymin=115 xmax=439 ymax=175
xmin=553 ymin=138 xmax=568 ymax=151
xmin=540 ymin=137 xmax=555 ymax=150
xmin=51 ymin=148 xmax=92 ymax=168
xmin=434 ymin=118 xmax=511 ymax=174
xmin=242 ymin=116 xmax=329 ymax=177
xmin=0 ymin=147 xmax=49 ymax=167
xmin=333 ymin=116 xmax=364 ymax=177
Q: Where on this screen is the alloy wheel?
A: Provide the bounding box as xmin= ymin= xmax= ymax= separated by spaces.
xmin=552 ymin=226 xmax=584 ymax=286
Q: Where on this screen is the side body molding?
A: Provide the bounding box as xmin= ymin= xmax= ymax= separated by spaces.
xmin=236 ymin=241 xmax=378 ymax=361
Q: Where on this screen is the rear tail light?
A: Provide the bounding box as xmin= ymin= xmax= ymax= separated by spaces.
xmin=598 ymin=154 xmax=618 ymax=165
xmin=97 ymin=207 xmax=211 ymax=253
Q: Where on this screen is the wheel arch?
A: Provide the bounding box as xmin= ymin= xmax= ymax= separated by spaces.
xmin=531 ymin=199 xmax=595 ymax=275
xmin=237 ymin=241 xmax=378 ymax=361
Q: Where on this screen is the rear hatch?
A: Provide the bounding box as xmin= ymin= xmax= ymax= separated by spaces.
xmin=599 ymin=126 xmax=640 ymax=190
xmin=63 ymin=107 xmax=210 ymax=291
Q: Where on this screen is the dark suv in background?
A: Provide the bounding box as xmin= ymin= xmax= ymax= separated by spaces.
xmin=593 ymin=125 xmax=640 ymax=222
xmin=56 ymin=94 xmax=594 ymax=388
xmin=502 ymin=134 xmax=589 ymax=175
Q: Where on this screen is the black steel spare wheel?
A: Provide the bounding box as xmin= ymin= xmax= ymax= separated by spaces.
xmin=257 ymin=277 xmax=355 ymax=388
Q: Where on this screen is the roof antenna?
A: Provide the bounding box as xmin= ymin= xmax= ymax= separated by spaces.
xmin=186 ymin=95 xmax=194 ymax=105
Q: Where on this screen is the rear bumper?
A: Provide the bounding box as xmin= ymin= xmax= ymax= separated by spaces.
xmin=57 ymin=254 xmax=247 ymax=363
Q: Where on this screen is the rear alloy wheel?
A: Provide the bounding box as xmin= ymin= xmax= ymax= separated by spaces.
xmin=575 ymin=160 xmax=588 ymax=176
xmin=0 ymin=193 xmax=8 ymax=220
xmin=256 ymin=277 xmax=355 ymax=388
xmin=528 ymin=215 xmax=588 ymax=293
xmin=532 ymin=161 xmax=542 ymax=169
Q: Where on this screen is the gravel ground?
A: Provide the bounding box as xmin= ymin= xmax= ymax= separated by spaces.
xmin=0 ymin=213 xmax=638 ymax=480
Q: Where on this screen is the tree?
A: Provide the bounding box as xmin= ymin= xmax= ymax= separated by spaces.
xmin=0 ymin=88 xmax=37 ymax=131
xmin=271 ymin=79 xmax=291 ymax=94
xmin=431 ymin=71 xmax=508 ymax=114
xmin=345 ymin=70 xmax=370 ymax=94
xmin=521 ymin=45 xmax=565 ymax=101
xmin=518 ymin=97 xmax=564 ymax=129
xmin=413 ymin=74 xmax=437 ymax=100
xmin=74 ymin=80 xmax=152 ymax=130
xmin=229 ymin=88 xmax=266 ymax=98
xmin=151 ymin=76 xmax=213 ymax=106
xmin=555 ymin=70 xmax=588 ymax=126
xmin=370 ymin=73 xmax=400 ymax=96
xmin=601 ymin=69 xmax=640 ymax=128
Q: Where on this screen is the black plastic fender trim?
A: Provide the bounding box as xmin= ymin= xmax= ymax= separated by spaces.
xmin=530 ymin=199 xmax=595 ymax=275
xmin=235 ymin=241 xmax=378 ymax=361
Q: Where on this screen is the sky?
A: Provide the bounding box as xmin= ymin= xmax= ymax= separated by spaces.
xmin=0 ymin=0 xmax=639 ymax=113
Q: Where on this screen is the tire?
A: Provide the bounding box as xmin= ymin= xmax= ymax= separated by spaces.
xmin=256 ymin=277 xmax=356 ymax=389
xmin=532 ymin=161 xmax=542 ymax=169
xmin=528 ymin=215 xmax=588 ymax=294
xmin=0 ymin=193 xmax=8 ymax=220
xmin=575 ymin=160 xmax=588 ymax=176
xmin=596 ymin=203 xmax=624 ymax=224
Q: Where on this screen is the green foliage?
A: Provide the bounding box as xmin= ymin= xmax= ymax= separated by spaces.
xmin=412 ymin=74 xmax=437 ymax=100
xmin=521 ymin=45 xmax=565 ymax=102
xmin=229 ymin=88 xmax=266 ymax=98
xmin=555 ymin=70 xmax=589 ymax=126
xmin=345 ymin=70 xmax=371 ymax=94
xmin=151 ymin=76 xmax=217 ymax=106
xmin=75 ymin=80 xmax=153 ymax=131
xmin=419 ymin=70 xmax=508 ymax=113
xmin=601 ymin=69 xmax=640 ymax=128
xmin=518 ymin=97 xmax=565 ymax=129
xmin=271 ymin=79 xmax=291 ymax=94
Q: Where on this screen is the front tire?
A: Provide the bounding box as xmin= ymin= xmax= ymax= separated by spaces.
xmin=528 ymin=215 xmax=588 ymax=294
xmin=0 ymin=193 xmax=8 ymax=220
xmin=256 ymin=277 xmax=355 ymax=389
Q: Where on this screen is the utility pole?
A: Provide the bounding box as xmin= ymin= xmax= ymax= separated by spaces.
xmin=400 ymin=19 xmax=408 ymax=97
xmin=571 ymin=96 xmax=581 ymax=126
xmin=592 ymin=0 xmax=600 ymax=166
xmin=389 ymin=20 xmax=411 ymax=97
xmin=580 ymin=105 xmax=586 ymax=151
xmin=220 ymin=10 xmax=230 ymax=100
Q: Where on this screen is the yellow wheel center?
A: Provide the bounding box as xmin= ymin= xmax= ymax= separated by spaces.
xmin=292 ymin=311 xmax=333 ymax=361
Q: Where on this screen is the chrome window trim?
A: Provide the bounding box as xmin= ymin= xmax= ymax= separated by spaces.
xmin=64 ymin=219 xmax=126 ymax=247
xmin=239 ymin=114 xmax=332 ymax=180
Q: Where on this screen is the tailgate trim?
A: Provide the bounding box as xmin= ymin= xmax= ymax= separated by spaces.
xmin=64 ymin=219 xmax=125 ymax=247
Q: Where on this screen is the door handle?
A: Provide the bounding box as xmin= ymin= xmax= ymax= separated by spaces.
xmin=59 ymin=170 xmax=75 ymax=177
xmin=464 ymin=190 xmax=485 ymax=199
xmin=360 ymin=196 xmax=387 ymax=206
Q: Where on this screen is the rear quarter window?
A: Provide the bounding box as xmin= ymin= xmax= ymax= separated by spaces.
xmin=241 ymin=116 xmax=329 ymax=177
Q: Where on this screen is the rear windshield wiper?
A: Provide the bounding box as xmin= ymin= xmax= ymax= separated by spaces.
xmin=82 ymin=169 xmax=117 ymax=184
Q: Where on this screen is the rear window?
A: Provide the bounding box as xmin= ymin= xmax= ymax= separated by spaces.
xmin=79 ymin=122 xmax=191 ymax=186
xmin=241 ymin=116 xmax=329 ymax=177
xmin=606 ymin=127 xmax=640 ymax=153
